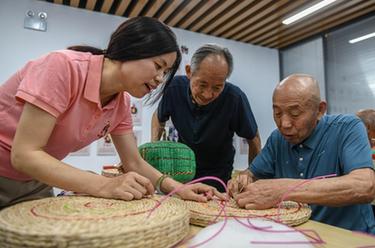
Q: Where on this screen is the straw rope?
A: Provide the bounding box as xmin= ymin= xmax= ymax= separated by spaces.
xmin=0 ymin=195 xmax=189 ymax=248
xmin=101 ymin=168 xmax=123 ymax=177
xmin=101 ymin=168 xmax=193 ymax=178
xmin=185 ymin=198 xmax=311 ymax=227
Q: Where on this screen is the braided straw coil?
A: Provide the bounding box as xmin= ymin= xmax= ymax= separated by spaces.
xmin=185 ymin=198 xmax=311 ymax=227
xmin=0 ymin=195 xmax=189 ymax=248
xmin=101 ymin=167 xmax=123 ymax=177
xmin=139 ymin=141 xmax=196 ymax=183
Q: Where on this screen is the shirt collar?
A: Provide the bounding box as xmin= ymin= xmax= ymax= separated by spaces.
xmin=84 ymin=54 xmax=104 ymax=107
xmin=293 ymin=117 xmax=325 ymax=149
xmin=186 ymin=82 xmax=228 ymax=112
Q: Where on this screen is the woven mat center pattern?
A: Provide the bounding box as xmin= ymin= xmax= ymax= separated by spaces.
xmin=0 ymin=196 xmax=189 ymax=248
xmin=185 ymin=198 xmax=311 ymax=227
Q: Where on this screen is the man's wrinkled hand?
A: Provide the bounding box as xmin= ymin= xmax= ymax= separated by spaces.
xmin=228 ymin=170 xmax=252 ymax=197
xmin=234 ymin=179 xmax=283 ymax=210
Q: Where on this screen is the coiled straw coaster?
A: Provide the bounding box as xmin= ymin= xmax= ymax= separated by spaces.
xmin=185 ymin=198 xmax=311 ymax=227
xmin=0 ymin=195 xmax=189 ymax=248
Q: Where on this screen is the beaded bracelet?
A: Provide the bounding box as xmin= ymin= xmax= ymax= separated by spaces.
xmin=155 ymin=174 xmax=169 ymax=195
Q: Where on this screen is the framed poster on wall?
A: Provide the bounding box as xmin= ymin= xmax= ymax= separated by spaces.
xmin=130 ymin=99 xmax=142 ymax=126
xmin=69 ymin=146 xmax=90 ymax=156
xmin=97 ymin=134 xmax=116 ymax=156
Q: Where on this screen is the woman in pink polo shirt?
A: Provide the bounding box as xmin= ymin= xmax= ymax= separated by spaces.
xmin=0 ymin=17 xmax=222 ymax=209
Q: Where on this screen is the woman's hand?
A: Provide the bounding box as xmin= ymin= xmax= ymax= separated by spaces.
xmin=176 ymin=183 xmax=226 ymax=202
xmin=96 ymin=172 xmax=154 ymax=200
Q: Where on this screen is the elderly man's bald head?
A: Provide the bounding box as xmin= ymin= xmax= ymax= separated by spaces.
xmin=272 ymin=74 xmax=326 ymax=145
xmin=273 ymin=74 xmax=321 ymax=108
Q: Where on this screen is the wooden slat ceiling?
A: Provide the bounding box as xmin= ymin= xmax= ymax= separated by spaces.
xmin=42 ymin=0 xmax=375 ymax=49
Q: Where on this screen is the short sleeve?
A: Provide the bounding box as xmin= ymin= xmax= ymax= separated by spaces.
xmin=15 ymin=52 xmax=73 ymax=117
xmin=340 ymin=118 xmax=373 ymax=173
xmin=110 ymin=93 xmax=134 ymax=135
xmin=250 ymin=131 xmax=277 ymax=179
xmin=232 ymin=90 xmax=258 ymax=140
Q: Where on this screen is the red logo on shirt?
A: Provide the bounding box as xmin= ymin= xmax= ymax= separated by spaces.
xmin=98 ymin=121 xmax=110 ymax=138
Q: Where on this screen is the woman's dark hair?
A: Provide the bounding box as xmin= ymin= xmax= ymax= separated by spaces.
xmin=68 ymin=17 xmax=181 ymax=105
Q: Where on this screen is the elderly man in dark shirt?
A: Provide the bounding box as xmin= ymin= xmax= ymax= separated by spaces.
xmin=151 ymin=44 xmax=261 ymax=191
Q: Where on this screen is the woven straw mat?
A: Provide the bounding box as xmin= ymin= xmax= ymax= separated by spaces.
xmin=0 ymin=195 xmax=189 ymax=248
xmin=185 ymin=198 xmax=311 ymax=227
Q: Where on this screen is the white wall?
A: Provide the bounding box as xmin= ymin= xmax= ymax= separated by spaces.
xmin=0 ymin=0 xmax=279 ymax=173
xmin=280 ymin=37 xmax=326 ymax=100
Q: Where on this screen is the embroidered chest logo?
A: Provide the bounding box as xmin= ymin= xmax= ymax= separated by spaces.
xmin=98 ymin=121 xmax=110 ymax=138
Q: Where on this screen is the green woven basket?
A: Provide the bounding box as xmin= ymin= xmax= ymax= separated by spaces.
xmin=139 ymin=141 xmax=196 ymax=183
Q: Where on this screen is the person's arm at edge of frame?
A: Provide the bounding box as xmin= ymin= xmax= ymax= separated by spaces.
xmin=236 ymin=167 xmax=375 ymax=209
xmin=151 ymin=110 xmax=165 ymax=141
xmin=111 ymin=132 xmax=225 ymax=202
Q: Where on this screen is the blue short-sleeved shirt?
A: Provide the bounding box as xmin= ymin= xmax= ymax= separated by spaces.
xmin=251 ymin=114 xmax=375 ymax=233
xmin=158 ymin=76 xmax=258 ymax=189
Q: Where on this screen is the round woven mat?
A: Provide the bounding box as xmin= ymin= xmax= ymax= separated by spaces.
xmin=185 ymin=198 xmax=311 ymax=227
xmin=0 ymin=196 xmax=189 ymax=248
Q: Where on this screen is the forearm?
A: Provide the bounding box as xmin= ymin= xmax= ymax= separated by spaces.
xmin=123 ymin=157 xmax=161 ymax=185
xmin=279 ymin=171 xmax=375 ymax=206
xmin=248 ymin=147 xmax=259 ymax=165
xmin=151 ymin=111 xmax=165 ymax=141
xmin=113 ymin=132 xmax=182 ymax=194
xmin=11 ymin=149 xmax=108 ymax=195
xmin=247 ymin=131 xmax=261 ymax=164
xmin=113 ymin=132 xmax=161 ymax=185
xmin=125 ymin=158 xmax=182 ymax=193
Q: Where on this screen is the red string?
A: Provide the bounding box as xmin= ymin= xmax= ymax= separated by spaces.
xmin=248 ymin=174 xmax=337 ymax=245
xmin=30 ymin=197 xmax=158 ymax=221
xmin=147 ymin=175 xmax=339 ymax=247
xmin=147 ymin=176 xmax=230 ymax=218
xmin=276 ymin=173 xmax=337 ymax=222
xmin=147 ymin=176 xmax=229 ymax=247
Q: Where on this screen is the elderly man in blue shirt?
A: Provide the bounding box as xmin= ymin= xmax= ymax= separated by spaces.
xmin=229 ymin=74 xmax=375 ymax=233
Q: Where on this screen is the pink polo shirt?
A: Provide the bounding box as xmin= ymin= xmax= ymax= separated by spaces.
xmin=0 ymin=50 xmax=133 ymax=180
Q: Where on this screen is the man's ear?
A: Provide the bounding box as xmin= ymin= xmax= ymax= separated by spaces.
xmin=185 ymin=64 xmax=192 ymax=79
xmin=317 ymin=101 xmax=327 ymax=119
